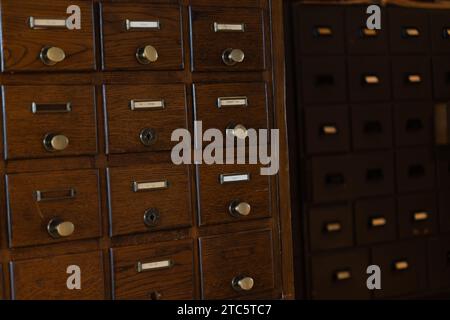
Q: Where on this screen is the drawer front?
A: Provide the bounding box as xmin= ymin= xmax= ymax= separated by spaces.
xmin=431 ymin=11 xmax=450 ymax=53
xmin=345 ymin=6 xmax=388 ymax=54
xmin=111 ymin=240 xmax=194 ymax=300
xmin=104 ymin=84 xmax=187 ymax=154
xmin=200 ymin=229 xmax=275 ymax=299
xmin=101 ymin=3 xmax=183 ymax=71
xmin=353 ymin=152 xmax=394 ymax=198
xmin=428 ymin=235 xmax=450 ymax=290
xmin=432 ymin=56 xmax=450 ymax=100
xmin=355 ymin=198 xmax=396 ymax=245
xmin=197 ymin=164 xmax=271 ymax=226
xmin=11 ymin=251 xmax=104 ymax=300
xmin=394 ymin=102 xmax=432 ymax=147
xmin=310 ymin=155 xmax=352 ymax=203
xmin=300 ymin=57 xmax=346 ymax=104
xmin=193 ymin=82 xmax=268 ymax=144
xmin=398 ymin=193 xmax=437 ymax=239
xmin=190 ymin=7 xmax=265 ymax=71
xmin=311 ymin=249 xmax=370 ymax=300
xmin=437 ymin=159 xmax=450 ymax=189
xmin=348 ymin=57 xmax=390 ymax=102
xmin=308 ymin=205 xmax=353 ymax=252
xmin=396 ymin=148 xmax=435 ymax=193
xmin=439 ymin=191 xmax=450 ymax=233
xmin=1 ymin=0 xmax=95 ymax=71
xmin=372 ymin=241 xmax=427 ymax=298
xmin=351 ymin=104 xmax=393 ymax=151
xmin=3 ymin=85 xmax=97 ymax=160
xmin=293 ymin=5 xmax=345 ymax=54
xmin=107 ymin=164 xmax=192 ymax=237
xmin=6 ymin=169 xmax=101 ymax=248
xmin=304 ymin=105 xmax=350 ymax=155
xmin=392 ymin=57 xmax=432 ymax=100
xmin=388 ymin=8 xmax=429 ymax=54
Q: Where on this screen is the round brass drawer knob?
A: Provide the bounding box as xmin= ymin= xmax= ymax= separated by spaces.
xmin=47 ymin=218 xmax=75 ymax=239
xmin=43 ymin=134 xmax=69 ymax=152
xmin=136 ymin=45 xmax=159 ymax=64
xmin=222 ymin=48 xmax=245 ymax=66
xmin=40 ymin=46 xmax=66 ymax=66
xmin=229 ymin=200 xmax=251 ymax=217
xmin=228 ymin=124 xmax=248 ymax=140
xmin=232 ymin=276 xmax=254 ymax=291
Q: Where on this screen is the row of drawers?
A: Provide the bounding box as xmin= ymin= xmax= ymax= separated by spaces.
xmin=2 ymin=1 xmax=267 ymax=72
xmin=304 ymin=103 xmax=433 ymax=155
xmin=311 ymin=236 xmax=450 ymax=299
xmin=1 ymin=82 xmax=268 ymax=160
xmin=308 ymin=193 xmax=450 ymax=252
xmin=309 ymin=149 xmax=443 ymax=203
xmin=293 ymin=6 xmax=450 ymax=55
xmin=298 ymin=56 xmax=450 ymax=104
xmin=5 ymin=164 xmax=271 ymax=248
xmin=7 ymin=229 xmax=275 ymax=300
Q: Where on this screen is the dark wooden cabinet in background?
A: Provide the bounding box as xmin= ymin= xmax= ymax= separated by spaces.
xmin=0 ymin=0 xmax=293 ymax=300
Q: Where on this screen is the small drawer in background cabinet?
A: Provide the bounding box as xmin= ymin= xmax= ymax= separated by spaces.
xmin=428 ymin=235 xmax=450 ymax=290
xmin=398 ymin=193 xmax=438 ymax=239
xmin=432 ymin=56 xmax=450 ymax=100
xmin=430 ymin=11 xmax=450 ymax=53
xmin=10 ymin=251 xmax=105 ymax=300
xmin=392 ymin=57 xmax=432 ymax=100
xmin=438 ymin=191 xmax=450 ymax=233
xmin=111 ymin=240 xmax=194 ymax=300
xmin=393 ymin=102 xmax=432 ymax=147
xmin=395 ymin=148 xmax=435 ymax=193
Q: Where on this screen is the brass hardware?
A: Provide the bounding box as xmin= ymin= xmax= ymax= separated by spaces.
xmin=43 ymin=134 xmax=69 ymax=152
xmin=214 ymin=22 xmax=245 ymax=32
xmin=315 ymin=26 xmax=332 ymax=36
xmin=143 ymin=208 xmax=160 ymax=227
xmin=136 ymin=45 xmax=159 ymax=64
xmin=321 ymin=125 xmax=338 ymax=135
xmin=222 ymin=48 xmax=245 ymax=66
xmin=136 ymin=260 xmax=173 ymax=273
xmin=364 ymin=75 xmax=380 ymax=84
xmin=325 ymin=222 xmax=342 ymax=233
xmin=394 ymin=260 xmax=409 ymax=271
xmin=220 ymin=173 xmax=251 ymax=184
xmin=217 ymin=97 xmax=248 ymax=108
xmin=408 ymin=74 xmax=422 ymax=83
xmin=34 ymin=188 xmax=76 ymax=202
xmin=47 ymin=218 xmax=75 ymax=239
xmin=132 ymin=180 xmax=168 ymax=192
xmin=362 ymin=28 xmax=378 ymax=37
xmin=227 ymin=124 xmax=248 ymax=140
xmin=371 ymin=217 xmax=387 ymax=227
xmin=414 ymin=211 xmax=429 ymax=221
xmin=32 ymin=102 xmax=71 ymax=114
xmin=229 ymin=200 xmax=251 ymax=217
xmin=139 ymin=128 xmax=157 ymax=146
xmin=126 ymin=20 xmax=160 ymax=30
xmin=444 ymin=28 xmax=450 ymax=38
xmin=335 ymin=270 xmax=351 ymax=281
xmin=403 ymin=27 xmax=420 ymax=37
xmin=130 ymin=100 xmax=165 ymax=111
xmin=29 ymin=17 xmax=67 ymax=29
xmin=232 ymin=276 xmax=254 ymax=291
xmin=40 ymin=46 xmax=66 ymax=65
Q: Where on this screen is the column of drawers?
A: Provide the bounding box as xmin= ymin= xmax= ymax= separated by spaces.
xmin=288 ymin=2 xmax=450 ymax=299
xmin=0 ymin=0 xmax=287 ymax=300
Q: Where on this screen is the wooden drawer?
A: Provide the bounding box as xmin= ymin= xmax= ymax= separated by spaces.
xmin=293 ymin=5 xmax=345 ymax=54
xmin=431 ymin=11 xmax=450 ymax=53
xmin=396 ymin=148 xmax=435 ymax=193
xmin=372 ymin=241 xmax=427 ymax=298
xmin=308 ymin=204 xmax=353 ymax=252
xmin=1 ymin=0 xmax=95 ymax=72
xmin=394 ymin=102 xmax=432 ymax=147
xmin=190 ymin=7 xmax=265 ymax=72
xmin=197 ymin=164 xmax=271 ymax=226
xmin=100 ymin=3 xmax=183 ymax=71
xmin=111 ymin=240 xmax=194 ymax=300
xmin=392 ymin=56 xmax=432 ymax=100
xmin=10 ymin=251 xmax=105 ymax=300
xmin=432 ymin=56 xmax=450 ymax=100
xmin=6 ymin=169 xmax=101 ymax=248
xmin=428 ymin=235 xmax=450 ymax=290
xmin=104 ymin=84 xmax=187 ymax=154
xmin=3 ymin=85 xmax=97 ymax=160
xmin=398 ymin=193 xmax=438 ymax=239
xmin=200 ymin=229 xmax=275 ymax=299
xmin=107 ymin=164 xmax=192 ymax=237
xmin=311 ymin=249 xmax=370 ymax=300
xmin=439 ymin=191 xmax=450 ymax=233
xmin=193 ymin=82 xmax=268 ymax=145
